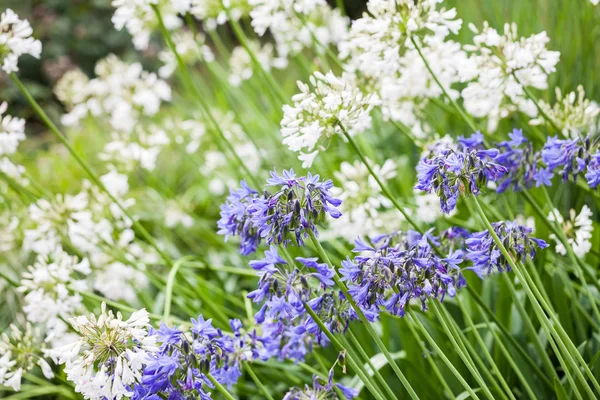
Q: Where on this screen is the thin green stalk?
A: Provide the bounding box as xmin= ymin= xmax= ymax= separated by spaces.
xmin=346 ymin=328 xmax=397 ymax=400
xmin=303 ymin=304 xmax=387 ymax=400
xmin=409 ymin=312 xmax=480 ymax=400
xmin=339 ymin=125 xmax=423 ymax=234
xmin=244 ymin=364 xmax=275 ymax=400
xmin=471 ymin=197 xmax=599 ymax=397
xmin=308 ymin=232 xmax=419 ymax=400
xmin=163 ymin=256 xmax=195 ymax=321
xmin=512 ymin=72 xmax=562 ymax=134
xmin=206 ymin=373 xmax=236 ymax=400
xmin=403 ymin=315 xmax=456 ymax=399
xmin=409 ymin=36 xmax=479 ymax=133
xmin=455 ymin=296 xmax=520 ymax=400
xmin=9 ymin=73 xmax=174 ymax=268
xmin=430 ymin=302 xmax=497 ymax=400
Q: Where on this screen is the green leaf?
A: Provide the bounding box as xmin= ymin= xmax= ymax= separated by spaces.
xmin=553 ymin=377 xmax=569 ymax=400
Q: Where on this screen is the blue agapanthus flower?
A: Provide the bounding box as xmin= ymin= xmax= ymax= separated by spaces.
xmin=466 ymin=220 xmax=548 ymax=278
xmin=415 ymin=133 xmax=507 ymax=213
xmin=283 ymin=372 xmax=359 ymax=400
xmin=218 ymin=170 xmax=342 ymax=255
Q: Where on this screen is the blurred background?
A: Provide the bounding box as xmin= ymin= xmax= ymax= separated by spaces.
xmin=3 ymin=0 xmax=599 ymax=134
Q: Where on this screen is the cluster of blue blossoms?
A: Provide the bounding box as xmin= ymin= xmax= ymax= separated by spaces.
xmin=131 ymin=164 xmax=551 ymax=398
xmin=218 ymin=170 xmax=342 ymax=255
xmin=418 ymin=129 xmax=600 ymax=212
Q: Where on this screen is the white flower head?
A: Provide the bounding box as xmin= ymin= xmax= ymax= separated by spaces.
xmin=548 ymin=205 xmax=594 ymax=258
xmin=281 ymin=71 xmax=380 ymax=167
xmin=530 ymin=85 xmax=600 ymax=138
xmin=47 ymin=303 xmax=157 ymax=400
xmin=0 ymin=9 xmax=42 ymax=73
xmin=190 ymin=0 xmax=250 ymax=29
xmin=228 ymin=40 xmax=286 ymax=86
xmin=461 ymin=21 xmax=560 ymax=131
xmin=158 ymin=30 xmax=214 ymax=78
xmin=0 ymin=323 xmax=54 ymax=392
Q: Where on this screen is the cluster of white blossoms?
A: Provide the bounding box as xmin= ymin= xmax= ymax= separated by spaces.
xmin=111 ymin=0 xmax=185 ymax=50
xmin=158 ymin=30 xmax=214 ymax=78
xmin=0 ymin=9 xmax=42 ymax=74
xmin=249 ymin=0 xmax=348 ymax=60
xmin=530 ymin=85 xmax=600 ymax=138
xmin=17 ymin=248 xmax=90 ymax=330
xmin=460 ymin=22 xmax=560 ymax=131
xmin=548 ymin=205 xmax=594 ymax=258
xmin=164 ymin=200 xmax=194 ymax=228
xmin=56 ymin=54 xmax=171 ymax=133
xmin=24 ymin=175 xmax=152 ymax=302
xmin=228 ymin=40 xmax=287 ymax=86
xmin=190 ymin=0 xmax=251 ymax=29
xmin=326 ymin=159 xmax=402 ymax=240
xmin=339 ymin=0 xmax=461 ymax=77
xmin=167 ymin=117 xmax=207 ymax=154
xmin=0 ymin=102 xmax=28 ymax=185
xmin=0 ymin=324 xmax=54 ymax=391
xmin=281 ymin=71 xmax=380 ymax=167
xmin=47 ymin=304 xmax=157 ymax=400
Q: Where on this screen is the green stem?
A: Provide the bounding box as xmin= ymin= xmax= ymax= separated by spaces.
xmin=206 ymin=373 xmax=236 ymax=400
xmin=339 ymin=125 xmax=423 ymax=234
xmin=9 ymin=73 xmax=174 ymax=267
xmin=512 ymin=72 xmax=562 ymax=134
xmin=410 ymin=36 xmax=479 ymax=134
xmin=244 ymin=364 xmax=275 ymax=400
xmin=163 ymin=256 xmax=195 ymax=321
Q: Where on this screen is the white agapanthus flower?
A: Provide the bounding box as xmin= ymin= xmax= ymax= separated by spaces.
xmin=0 ymin=9 xmax=42 ymax=74
xmin=57 ymin=55 xmax=171 ymax=133
xmin=228 ymin=41 xmax=287 ymax=86
xmin=167 ymin=118 xmax=207 ymax=154
xmin=190 ymin=0 xmax=250 ymax=30
xmin=111 ymin=0 xmax=184 ymax=50
xmin=339 ymin=0 xmax=461 ymax=77
xmin=164 ymin=201 xmax=194 ymax=228
xmin=47 ymin=303 xmax=157 ymax=400
xmin=591 ymin=0 xmax=599 ymax=5
xmin=461 ymin=22 xmax=560 ymax=132
xmin=326 ymin=159 xmax=402 ymax=240
xmin=158 ymin=30 xmax=214 ymax=78
xmin=17 ymin=248 xmax=90 ymax=327
xmin=0 ymin=324 xmax=54 ymax=392
xmin=0 ymin=212 xmax=19 ymax=253
xmin=281 ymin=71 xmax=380 ymax=167
xmin=548 ymin=205 xmax=594 ymax=258
xmin=249 ymin=0 xmax=348 ymax=59
xmin=414 ymin=190 xmax=455 ymax=223
xmin=530 ymin=85 xmax=600 ymax=138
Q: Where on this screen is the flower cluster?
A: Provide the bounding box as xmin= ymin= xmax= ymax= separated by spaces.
xmin=0 ymin=9 xmax=42 ymax=73
xmin=0 ymin=101 xmax=27 ymax=185
xmin=415 ymin=132 xmax=507 ymax=213
xmin=228 ymin=40 xmax=287 ymax=87
xmin=530 ymin=86 xmax=600 ymax=138
xmin=341 ymin=231 xmax=466 ymax=318
xmin=466 ymin=221 xmax=548 ymax=278
xmin=461 ymin=22 xmax=560 ymax=131
xmin=56 ymin=55 xmax=171 ymax=133
xmin=190 ymin=0 xmax=250 ymax=30
xmin=548 ymin=205 xmax=594 ymax=258
xmin=0 ymin=324 xmax=54 ymax=391
xmin=281 ymin=72 xmax=380 ymax=167
xmin=219 ymin=170 xmax=342 ymax=254
xmin=249 ymin=0 xmax=348 ymax=60
xmin=284 ymin=373 xmax=358 ymax=400
xmin=48 ymin=303 xmax=157 ymax=400
xmin=111 ymin=0 xmax=184 ymax=50
xmin=158 ymin=30 xmax=214 ymax=79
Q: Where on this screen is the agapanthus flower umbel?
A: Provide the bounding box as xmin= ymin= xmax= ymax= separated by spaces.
xmin=529 ymin=86 xmax=600 ymax=139
xmin=0 ymin=323 xmax=54 ymax=392
xmin=281 ymin=72 xmax=380 ymax=168
xmin=461 ymin=22 xmax=560 ymax=132
xmin=134 ymin=316 xmax=266 ymax=399
xmin=247 ymin=246 xmax=356 ymax=357
xmin=338 ymin=0 xmax=461 ymax=77
xmin=415 ymin=132 xmax=507 ymax=213
xmin=0 ymin=9 xmax=42 ymax=74
xmin=341 ymin=231 xmax=466 ymax=318
xmin=0 ymin=101 xmax=28 ymax=185
xmin=548 ymin=205 xmax=594 ymax=258
xmin=47 ymin=303 xmax=158 ymax=400
xmin=219 ymin=170 xmax=342 ymax=253
xmin=466 ymin=221 xmax=548 ymax=278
